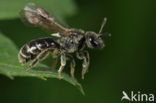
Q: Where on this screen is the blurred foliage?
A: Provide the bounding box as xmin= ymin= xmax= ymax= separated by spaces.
xmin=0 ymin=0 xmax=77 ymax=22
xmin=0 ymin=0 xmax=156 ymax=103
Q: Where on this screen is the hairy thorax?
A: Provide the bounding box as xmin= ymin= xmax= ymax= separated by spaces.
xmin=60 ymin=29 xmax=85 ymax=53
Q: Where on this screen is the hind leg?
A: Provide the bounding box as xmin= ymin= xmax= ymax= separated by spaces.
xmin=24 ymin=50 xmax=49 ymax=71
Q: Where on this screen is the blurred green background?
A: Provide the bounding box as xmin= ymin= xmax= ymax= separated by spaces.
xmin=0 ymin=0 xmax=156 ymax=103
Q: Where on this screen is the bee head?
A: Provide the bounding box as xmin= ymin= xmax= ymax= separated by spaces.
xmin=86 ymin=32 xmax=105 ymax=49
xmin=86 ymin=17 xmax=111 ymax=49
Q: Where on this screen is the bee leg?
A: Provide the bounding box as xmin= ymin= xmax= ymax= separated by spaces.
xmin=24 ymin=59 xmax=38 ymax=71
xmin=58 ymin=53 xmax=66 ymax=79
xmin=51 ymin=57 xmax=58 ymax=71
xmin=66 ymin=54 xmax=76 ymax=79
xmin=51 ymin=48 xmax=60 ymax=71
xmin=77 ymin=51 xmax=90 ymax=79
xmin=24 ymin=50 xmax=49 ymax=71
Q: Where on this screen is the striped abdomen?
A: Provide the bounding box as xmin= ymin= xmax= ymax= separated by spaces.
xmin=18 ymin=37 xmax=60 ymax=64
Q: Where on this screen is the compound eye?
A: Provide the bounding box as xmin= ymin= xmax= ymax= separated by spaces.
xmin=89 ymin=36 xmax=99 ymax=47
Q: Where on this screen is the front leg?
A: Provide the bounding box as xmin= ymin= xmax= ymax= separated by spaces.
xmin=77 ymin=51 xmax=90 ymax=79
xmin=58 ymin=53 xmax=66 ymax=79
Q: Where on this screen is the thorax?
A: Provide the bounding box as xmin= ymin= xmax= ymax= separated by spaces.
xmin=60 ymin=29 xmax=85 ymax=53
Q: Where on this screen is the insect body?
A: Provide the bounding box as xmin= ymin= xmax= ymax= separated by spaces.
xmin=18 ymin=37 xmax=60 ymax=65
xmin=18 ymin=3 xmax=111 ymax=79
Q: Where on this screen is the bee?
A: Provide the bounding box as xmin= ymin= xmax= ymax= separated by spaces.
xmin=18 ymin=3 xmax=111 ymax=79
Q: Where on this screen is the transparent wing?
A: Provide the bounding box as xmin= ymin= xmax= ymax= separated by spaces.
xmin=19 ymin=3 xmax=70 ymax=36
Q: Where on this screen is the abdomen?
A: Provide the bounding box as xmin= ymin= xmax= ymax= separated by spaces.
xmin=18 ymin=37 xmax=60 ymax=64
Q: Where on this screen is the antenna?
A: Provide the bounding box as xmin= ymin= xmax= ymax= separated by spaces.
xmin=98 ymin=17 xmax=107 ymax=34
xmin=98 ymin=17 xmax=111 ymax=37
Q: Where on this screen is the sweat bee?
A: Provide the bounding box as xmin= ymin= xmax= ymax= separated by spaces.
xmin=18 ymin=3 xmax=111 ymax=79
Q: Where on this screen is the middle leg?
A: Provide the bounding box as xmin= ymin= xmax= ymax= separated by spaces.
xmin=66 ymin=54 xmax=76 ymax=79
xmin=51 ymin=48 xmax=60 ymax=71
xmin=51 ymin=57 xmax=58 ymax=71
xmin=58 ymin=53 xmax=66 ymax=79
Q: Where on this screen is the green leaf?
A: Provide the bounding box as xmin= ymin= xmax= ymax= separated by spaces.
xmin=0 ymin=0 xmax=77 ymax=21
xmin=0 ymin=33 xmax=84 ymax=95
